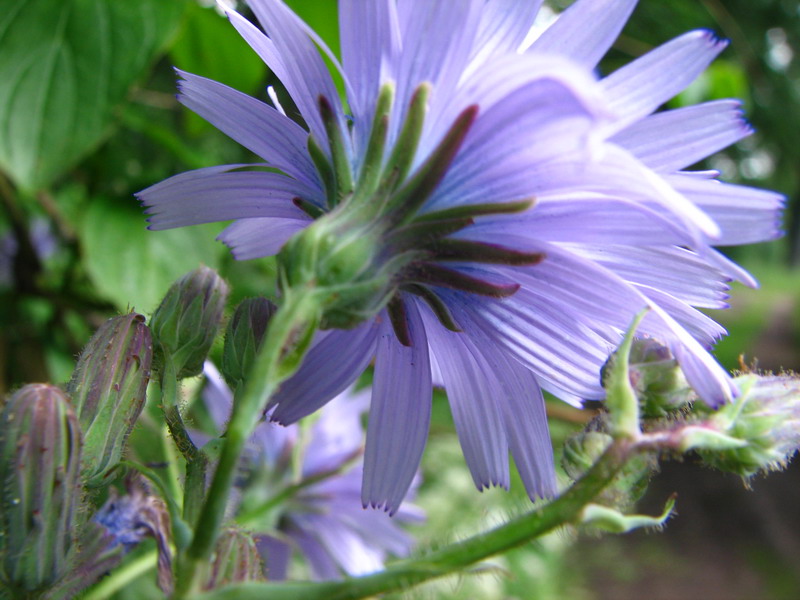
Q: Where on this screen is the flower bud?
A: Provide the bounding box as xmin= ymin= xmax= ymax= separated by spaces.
xmin=697 ymin=374 xmax=800 ymax=478
xmin=628 ymin=339 xmax=694 ymax=417
xmin=561 ymin=429 xmax=613 ymax=481
xmin=562 ymin=422 xmax=655 ymax=509
xmin=221 ymin=297 xmax=277 ymax=389
xmin=204 ymin=527 xmax=265 ymax=590
xmin=601 ymin=338 xmax=695 ymax=419
xmin=150 ymin=266 xmax=229 ymax=378
xmin=67 ymin=312 xmax=153 ymax=486
xmin=0 ymin=384 xmax=82 ymax=593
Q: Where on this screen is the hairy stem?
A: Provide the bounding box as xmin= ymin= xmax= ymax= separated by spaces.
xmin=195 ymin=441 xmax=634 ymax=600
xmin=175 ymin=287 xmax=321 ymax=596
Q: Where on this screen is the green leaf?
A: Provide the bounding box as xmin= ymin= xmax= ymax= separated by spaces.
xmin=0 ymin=0 xmax=186 ymax=192
xmin=81 ymin=196 xmax=221 ymax=314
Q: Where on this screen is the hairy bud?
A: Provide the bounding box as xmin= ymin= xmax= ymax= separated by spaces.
xmin=221 ymin=297 xmax=277 ymax=389
xmin=150 ymin=266 xmax=229 ymax=378
xmin=68 ymin=312 xmax=152 ymax=486
xmin=562 ymin=419 xmax=655 ymax=510
xmin=628 ymin=339 xmax=694 ymax=416
xmin=698 ymin=374 xmax=800 ymax=478
xmin=0 ymin=384 xmax=82 ymax=593
xmin=205 ymin=527 xmax=265 ymax=590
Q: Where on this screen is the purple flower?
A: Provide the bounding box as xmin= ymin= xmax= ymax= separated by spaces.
xmin=199 ymin=363 xmax=424 ymax=580
xmin=139 ymin=0 xmax=783 ymax=513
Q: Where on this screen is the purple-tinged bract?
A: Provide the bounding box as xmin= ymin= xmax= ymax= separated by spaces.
xmin=138 ymin=0 xmax=784 ymax=513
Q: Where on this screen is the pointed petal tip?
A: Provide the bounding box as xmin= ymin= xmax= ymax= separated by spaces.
xmin=362 ymin=499 xmax=398 ymax=516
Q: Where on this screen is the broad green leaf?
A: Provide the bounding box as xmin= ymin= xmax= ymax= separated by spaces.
xmin=81 ymin=196 xmax=221 ymax=314
xmin=0 ymin=0 xmax=186 ymax=192
xmin=170 ymin=3 xmax=267 ymax=96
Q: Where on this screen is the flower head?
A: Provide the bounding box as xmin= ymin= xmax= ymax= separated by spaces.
xmin=199 ymin=363 xmax=423 ymax=580
xmin=138 ymin=0 xmax=783 ymax=513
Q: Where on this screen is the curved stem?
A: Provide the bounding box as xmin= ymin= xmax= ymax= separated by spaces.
xmin=195 ymin=441 xmax=634 ymax=600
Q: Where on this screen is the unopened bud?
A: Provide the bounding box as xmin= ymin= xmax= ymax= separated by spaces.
xmin=562 ymin=421 xmax=655 ymax=509
xmin=698 ymin=374 xmax=800 ymax=477
xmin=628 ymin=339 xmax=694 ymax=416
xmin=0 ymin=384 xmax=82 ymax=593
xmin=68 ymin=312 xmax=153 ymax=486
xmin=221 ymin=297 xmax=277 ymax=389
xmin=150 ymin=266 xmax=229 ymax=378
xmin=562 ymin=429 xmax=613 ymax=481
xmin=205 ymin=527 xmax=265 ymax=590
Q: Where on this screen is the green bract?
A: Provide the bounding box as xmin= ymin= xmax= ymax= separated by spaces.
xmin=0 ymin=384 xmax=83 ymax=593
xmin=68 ymin=312 xmax=153 ymax=487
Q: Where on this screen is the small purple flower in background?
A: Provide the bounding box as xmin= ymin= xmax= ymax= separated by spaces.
xmin=139 ymin=0 xmax=783 ymax=513
xmin=199 ymin=363 xmax=424 ymax=581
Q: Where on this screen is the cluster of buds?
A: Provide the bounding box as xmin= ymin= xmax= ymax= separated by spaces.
xmin=569 ymin=329 xmax=800 ymax=521
xmin=0 ymin=308 xmax=155 ymax=595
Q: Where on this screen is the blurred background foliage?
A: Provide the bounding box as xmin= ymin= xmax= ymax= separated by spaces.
xmin=0 ymin=0 xmax=799 ymax=598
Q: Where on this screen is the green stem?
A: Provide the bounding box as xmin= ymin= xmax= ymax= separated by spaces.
xmin=81 ymin=550 xmax=157 ymax=600
xmin=183 ymin=455 xmax=209 ymax=528
xmin=159 ymin=358 xmax=209 ymax=527
xmin=175 ymin=287 xmax=321 ymax=596
xmin=236 ymin=450 xmax=362 ymax=529
xmin=196 ymin=441 xmax=634 ymax=600
xmin=160 ymin=358 xmax=199 ymax=463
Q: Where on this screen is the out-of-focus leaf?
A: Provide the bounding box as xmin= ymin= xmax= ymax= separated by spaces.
xmin=284 ymin=0 xmax=344 ymax=97
xmin=0 ymin=0 xmax=186 ymax=192
xmin=284 ymin=0 xmax=340 ymax=58
xmin=81 ymin=196 xmax=221 ymax=314
xmin=673 ymin=60 xmax=751 ymax=108
xmin=170 ymin=3 xmax=267 ymax=96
